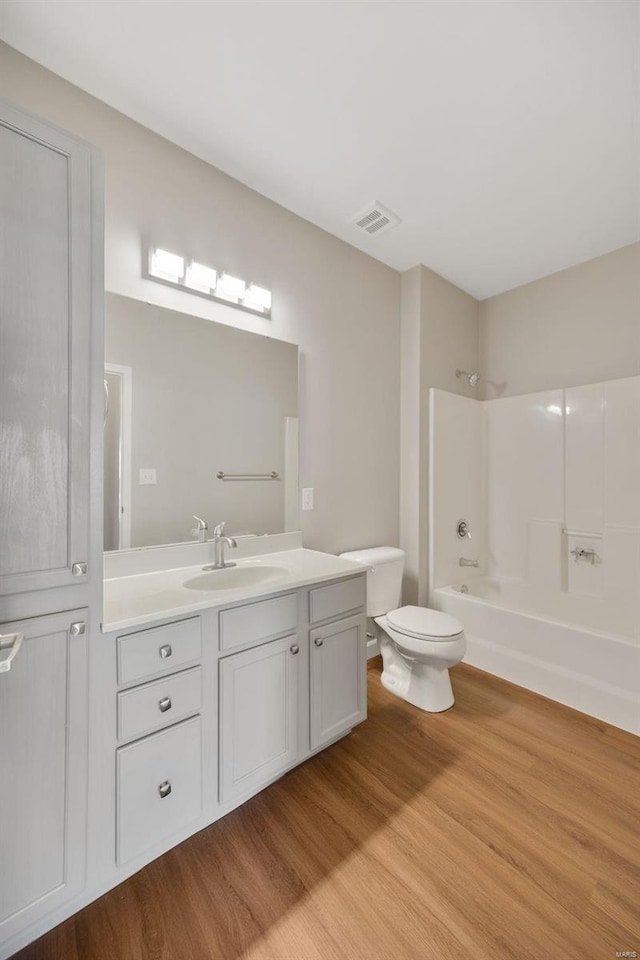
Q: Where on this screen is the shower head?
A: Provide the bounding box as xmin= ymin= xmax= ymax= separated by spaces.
xmin=456 ymin=369 xmax=481 ymax=387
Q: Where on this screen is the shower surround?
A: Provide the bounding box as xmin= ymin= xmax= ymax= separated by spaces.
xmin=429 ymin=377 xmax=640 ymax=734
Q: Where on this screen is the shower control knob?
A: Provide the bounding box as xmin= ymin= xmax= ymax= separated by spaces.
xmin=456 ymin=519 xmax=471 ymax=540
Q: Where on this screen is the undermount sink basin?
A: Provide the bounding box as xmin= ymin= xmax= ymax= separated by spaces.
xmin=183 ymin=565 xmax=288 ymax=592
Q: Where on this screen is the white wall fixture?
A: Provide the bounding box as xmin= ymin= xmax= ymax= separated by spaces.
xmin=185 ymin=260 xmax=217 ymax=294
xmin=149 ymin=248 xmax=184 ymax=282
xmin=144 ymin=244 xmax=272 ymax=318
xmin=429 ymin=376 xmax=640 ymax=735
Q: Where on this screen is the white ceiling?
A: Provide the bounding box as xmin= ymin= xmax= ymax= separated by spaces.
xmin=1 ymin=0 xmax=638 ymax=298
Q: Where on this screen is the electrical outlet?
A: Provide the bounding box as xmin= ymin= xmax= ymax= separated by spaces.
xmin=301 ymin=487 xmax=314 ymax=511
xmin=139 ymin=468 xmax=157 ymax=485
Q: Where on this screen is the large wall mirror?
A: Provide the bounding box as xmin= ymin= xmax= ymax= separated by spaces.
xmin=104 ymin=293 xmax=299 ymax=551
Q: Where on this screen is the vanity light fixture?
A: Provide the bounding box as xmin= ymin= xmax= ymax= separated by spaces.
xmin=244 ymin=283 xmax=272 ymax=312
xmin=216 ymin=272 xmax=246 ymax=303
xmin=185 ymin=260 xmax=217 ymax=294
xmin=143 ymin=242 xmax=272 ymax=318
xmin=149 ymin=247 xmax=185 ymax=282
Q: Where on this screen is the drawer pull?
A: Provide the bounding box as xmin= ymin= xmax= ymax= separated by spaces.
xmin=289 ymin=643 xmax=299 ymax=655
xmin=158 ymin=780 xmax=172 ymax=799
xmin=158 ymin=696 xmax=172 ymax=713
xmin=0 ymin=632 xmax=24 ymax=674
xmin=159 ymin=644 xmax=172 ymax=659
xmin=314 ymin=637 xmax=324 ymax=647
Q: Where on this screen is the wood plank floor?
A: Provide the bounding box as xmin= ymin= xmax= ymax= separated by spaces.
xmin=15 ymin=660 xmax=640 ymax=960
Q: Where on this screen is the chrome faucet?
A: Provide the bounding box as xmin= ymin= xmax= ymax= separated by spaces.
xmin=191 ymin=515 xmax=209 ymax=543
xmin=204 ymin=522 xmax=237 ymax=570
xmin=459 ymin=557 xmax=479 ymax=568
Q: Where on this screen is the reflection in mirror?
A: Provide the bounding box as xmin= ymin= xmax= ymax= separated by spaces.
xmin=104 ymin=293 xmax=299 ymax=551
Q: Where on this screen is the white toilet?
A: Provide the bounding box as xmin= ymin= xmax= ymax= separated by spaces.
xmin=340 ymin=547 xmax=466 ymax=712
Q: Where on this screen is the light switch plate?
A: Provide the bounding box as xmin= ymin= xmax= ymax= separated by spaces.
xmin=139 ymin=468 xmax=157 ymax=485
xmin=301 ymin=487 xmax=314 ymax=511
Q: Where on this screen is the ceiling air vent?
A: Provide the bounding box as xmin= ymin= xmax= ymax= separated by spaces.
xmin=350 ymin=201 xmax=401 ymax=237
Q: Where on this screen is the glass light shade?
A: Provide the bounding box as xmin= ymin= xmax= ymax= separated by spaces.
xmin=185 ymin=260 xmax=217 ymax=293
xmin=149 ymin=248 xmax=184 ymax=281
xmin=216 ymin=272 xmax=246 ymax=302
xmin=244 ymin=284 xmax=272 ymax=312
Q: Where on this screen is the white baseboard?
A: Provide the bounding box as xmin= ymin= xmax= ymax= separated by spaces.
xmin=366 ymin=636 xmax=379 ymax=659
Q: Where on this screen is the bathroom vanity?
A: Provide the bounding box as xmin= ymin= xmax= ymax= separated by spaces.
xmin=0 ymin=101 xmax=369 ymax=960
xmin=94 ymin=547 xmax=367 ymax=877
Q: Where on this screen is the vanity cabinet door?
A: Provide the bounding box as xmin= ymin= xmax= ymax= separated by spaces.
xmin=219 ymin=635 xmax=299 ymax=805
xmin=0 ymin=609 xmax=88 ymax=947
xmin=310 ymin=614 xmax=367 ymax=750
xmin=0 ymin=105 xmax=95 ymax=600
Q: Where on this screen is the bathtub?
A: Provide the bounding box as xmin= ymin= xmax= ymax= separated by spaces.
xmin=434 ymin=578 xmax=640 ymax=735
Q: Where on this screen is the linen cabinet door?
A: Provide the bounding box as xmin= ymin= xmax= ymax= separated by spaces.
xmin=0 ymin=105 xmax=94 ymax=600
xmin=219 ymin=635 xmax=299 ymax=805
xmin=310 ymin=614 xmax=367 ymax=750
xmin=0 ymin=609 xmax=88 ymax=948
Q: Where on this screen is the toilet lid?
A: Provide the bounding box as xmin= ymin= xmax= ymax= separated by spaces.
xmin=386 ymin=605 xmax=464 ymax=641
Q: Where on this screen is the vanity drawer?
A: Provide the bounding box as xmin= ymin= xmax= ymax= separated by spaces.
xmin=219 ymin=593 xmax=297 ymax=652
xmin=117 ymin=618 xmax=201 ymax=685
xmin=116 ymin=716 xmax=202 ymax=864
xmin=309 ymin=576 xmax=366 ymax=624
xmin=117 ymin=667 xmax=202 ymax=742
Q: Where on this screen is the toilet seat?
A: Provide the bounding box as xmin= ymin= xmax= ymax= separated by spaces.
xmin=386 ymin=605 xmax=464 ymax=642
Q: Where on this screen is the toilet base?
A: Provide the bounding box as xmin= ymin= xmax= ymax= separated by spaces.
xmin=378 ymin=633 xmax=459 ymax=713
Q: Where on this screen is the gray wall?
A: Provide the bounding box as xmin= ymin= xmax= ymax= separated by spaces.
xmin=0 ymin=42 xmax=401 ymax=556
xmin=479 ymin=243 xmax=640 ymax=399
xmin=400 ymin=265 xmax=479 ymax=603
xmin=105 ymin=294 xmax=298 ymax=548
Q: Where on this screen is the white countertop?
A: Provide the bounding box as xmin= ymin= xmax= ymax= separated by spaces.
xmin=102 ymin=548 xmax=366 ymax=633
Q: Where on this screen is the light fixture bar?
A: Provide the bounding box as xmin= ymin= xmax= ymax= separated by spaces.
xmin=142 ymin=243 xmax=272 ymax=319
xmin=185 ymin=260 xmax=217 ymax=293
xmin=149 ymin=248 xmax=185 ymax=282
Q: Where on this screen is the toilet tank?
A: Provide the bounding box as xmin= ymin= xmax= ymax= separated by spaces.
xmin=338 ymin=546 xmax=405 ymax=617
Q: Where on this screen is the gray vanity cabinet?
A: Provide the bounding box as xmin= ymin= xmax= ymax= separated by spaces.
xmin=219 ymin=633 xmax=299 ymax=805
xmin=0 ymin=103 xmax=103 ymax=960
xmin=0 ymin=610 xmax=89 ymax=947
xmin=310 ymin=613 xmax=367 ymax=750
xmin=0 ymin=103 xmax=100 ymax=607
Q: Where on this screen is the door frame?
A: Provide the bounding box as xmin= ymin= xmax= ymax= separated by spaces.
xmin=104 ymin=363 xmax=133 ymax=550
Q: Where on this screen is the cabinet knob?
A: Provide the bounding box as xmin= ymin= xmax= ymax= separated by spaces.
xmin=158 ymin=780 xmax=172 ymax=799
xmin=72 ymin=562 xmax=88 ymax=576
xmin=159 ymin=644 xmax=172 ymax=659
xmin=314 ymin=637 xmax=324 ymax=647
xmin=289 ymin=643 xmax=299 ymax=655
xmin=69 ymin=622 xmax=86 ymax=637
xmin=158 ymin=696 xmax=172 ymax=713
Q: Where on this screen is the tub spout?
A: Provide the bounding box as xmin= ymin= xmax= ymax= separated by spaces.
xmin=459 ymin=557 xmax=479 ymax=568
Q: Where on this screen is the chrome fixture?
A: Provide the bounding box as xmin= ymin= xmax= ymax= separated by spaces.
xmin=456 ymin=369 xmax=481 ymax=387
xmin=0 ymin=632 xmax=24 ymax=674
xmin=191 ymin=514 xmax=209 ymax=542
xmin=144 ymin=244 xmax=272 ymax=319
xmin=456 ymin=519 xmax=472 ymax=540
xmin=216 ymin=471 xmax=280 ymax=482
xmin=204 ymin=522 xmax=238 ymax=570
xmin=459 ymin=557 xmax=479 ymax=568
xmin=460 ymin=584 xmax=469 ymax=594
xmin=570 ymin=546 xmax=599 ymax=565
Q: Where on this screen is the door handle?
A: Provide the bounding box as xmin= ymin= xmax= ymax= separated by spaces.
xmin=289 ymin=644 xmax=299 ymax=655
xmin=314 ymin=638 xmax=324 ymax=647
xmin=0 ymin=632 xmax=24 ymax=674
